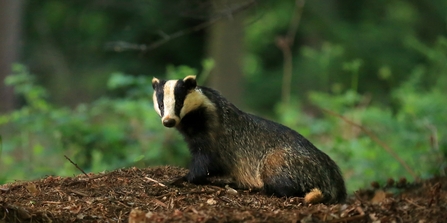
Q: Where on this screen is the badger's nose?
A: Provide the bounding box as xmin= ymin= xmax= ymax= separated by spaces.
xmin=162 ymin=118 xmax=176 ymax=128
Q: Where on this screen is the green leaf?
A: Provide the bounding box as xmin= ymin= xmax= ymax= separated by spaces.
xmin=33 ymin=144 xmax=44 ymax=155
xmin=133 ymin=154 xmax=145 ymax=162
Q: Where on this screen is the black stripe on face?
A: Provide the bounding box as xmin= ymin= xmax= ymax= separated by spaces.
xmin=174 ymin=80 xmax=188 ymax=117
xmin=154 ymin=80 xmax=166 ymax=117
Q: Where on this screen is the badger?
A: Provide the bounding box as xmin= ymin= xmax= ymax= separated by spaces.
xmin=151 ymin=75 xmax=346 ymax=204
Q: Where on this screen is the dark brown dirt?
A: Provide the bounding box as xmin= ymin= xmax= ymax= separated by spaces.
xmin=1 ymin=166 xmax=446 ymax=223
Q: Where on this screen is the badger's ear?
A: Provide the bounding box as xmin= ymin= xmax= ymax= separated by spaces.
xmin=152 ymin=77 xmax=160 ymax=89
xmin=183 ymin=75 xmax=197 ymax=90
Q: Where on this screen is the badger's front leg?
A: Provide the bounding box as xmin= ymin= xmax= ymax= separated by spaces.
xmin=171 ymin=152 xmax=212 ymax=185
xmin=186 ymin=152 xmax=213 ymax=184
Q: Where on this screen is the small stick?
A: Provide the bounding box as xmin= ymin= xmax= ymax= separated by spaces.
xmin=404 ymin=198 xmax=424 ymax=208
xmin=144 ymin=176 xmax=166 ymax=187
xmin=153 ymin=199 xmax=168 ymax=208
xmin=64 ymin=155 xmax=90 ymax=178
xmin=67 ymin=189 xmax=89 ymax=197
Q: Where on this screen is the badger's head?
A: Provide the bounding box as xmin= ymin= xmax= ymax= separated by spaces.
xmin=152 ymin=75 xmax=206 ymax=128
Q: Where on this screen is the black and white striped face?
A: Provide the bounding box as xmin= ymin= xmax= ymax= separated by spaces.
xmin=152 ymin=75 xmax=203 ymax=128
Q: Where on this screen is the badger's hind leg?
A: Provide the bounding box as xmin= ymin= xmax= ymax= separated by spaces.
xmin=262 ymin=165 xmax=326 ymax=204
xmin=261 ymin=148 xmax=342 ymax=204
xmin=261 ymin=148 xmax=306 ymax=197
xmin=262 ymin=174 xmax=304 ymax=197
xmin=304 ymin=188 xmax=324 ymax=204
xmin=263 ymin=172 xmax=327 ymax=205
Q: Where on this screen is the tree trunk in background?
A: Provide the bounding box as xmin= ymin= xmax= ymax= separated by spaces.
xmin=207 ymin=0 xmax=245 ymax=107
xmin=0 ymin=0 xmax=22 ymax=113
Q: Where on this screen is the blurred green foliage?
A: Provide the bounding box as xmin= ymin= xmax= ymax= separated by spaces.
xmin=1 ymin=0 xmax=446 ymax=192
xmin=274 ymin=34 xmax=447 ymax=191
xmin=0 ymin=64 xmax=193 ymax=182
xmin=244 ymin=0 xmax=447 ymax=111
xmin=278 ymin=83 xmax=447 ymax=191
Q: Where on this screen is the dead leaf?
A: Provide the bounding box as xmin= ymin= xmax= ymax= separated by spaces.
xmin=25 ymin=183 xmax=39 ymax=195
xmin=128 ymin=209 xmax=146 ymax=223
xmin=207 ymin=198 xmax=217 ymax=205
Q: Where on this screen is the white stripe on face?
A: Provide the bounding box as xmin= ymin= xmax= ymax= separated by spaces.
xmin=153 ymin=92 xmax=161 ymax=117
xmin=162 ymin=80 xmax=180 ymax=124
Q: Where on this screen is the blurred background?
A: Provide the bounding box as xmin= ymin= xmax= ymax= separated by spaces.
xmin=0 ymin=0 xmax=446 ymax=192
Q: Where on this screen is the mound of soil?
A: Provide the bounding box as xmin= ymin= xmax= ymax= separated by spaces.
xmin=1 ymin=166 xmax=446 ymax=222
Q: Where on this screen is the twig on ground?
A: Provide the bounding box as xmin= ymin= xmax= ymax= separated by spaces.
xmin=321 ymin=108 xmax=418 ymax=181
xmin=144 ymin=176 xmax=166 ymax=187
xmin=64 ymin=155 xmax=90 ymax=178
xmin=67 ymin=189 xmax=89 ymax=197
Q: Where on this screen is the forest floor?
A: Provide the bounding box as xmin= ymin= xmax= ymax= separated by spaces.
xmin=1 ymin=166 xmax=446 ymax=223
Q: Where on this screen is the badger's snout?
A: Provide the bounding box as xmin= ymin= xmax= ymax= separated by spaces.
xmin=162 ymin=118 xmax=177 ymax=128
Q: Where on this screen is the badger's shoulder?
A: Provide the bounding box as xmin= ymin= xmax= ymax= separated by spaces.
xmin=190 ymin=86 xmax=245 ymax=120
xmin=197 ymin=86 xmax=294 ymax=132
xmin=197 ymin=86 xmax=240 ymax=111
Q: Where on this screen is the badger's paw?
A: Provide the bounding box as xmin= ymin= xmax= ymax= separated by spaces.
xmin=304 ymin=188 xmax=324 ymax=204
